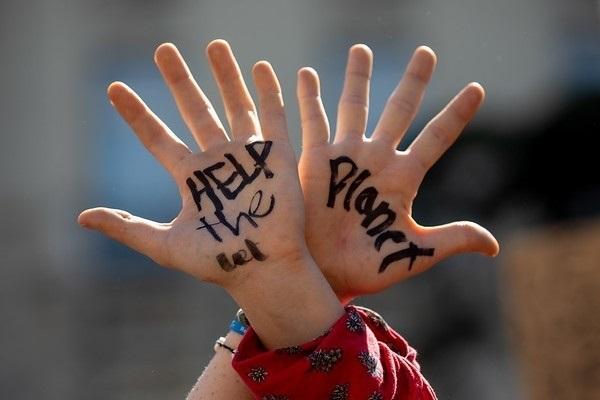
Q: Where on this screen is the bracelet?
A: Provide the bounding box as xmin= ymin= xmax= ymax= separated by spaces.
xmin=236 ymin=308 xmax=251 ymax=327
xmin=213 ymin=336 xmax=236 ymax=354
xmin=229 ymin=308 xmax=250 ymax=335
xmin=229 ymin=319 xmax=248 ymax=336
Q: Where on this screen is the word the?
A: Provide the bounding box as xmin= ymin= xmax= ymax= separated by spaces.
xmin=327 ymin=156 xmax=434 ymax=273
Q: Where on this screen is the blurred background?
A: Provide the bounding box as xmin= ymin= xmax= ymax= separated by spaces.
xmin=1 ymin=0 xmax=599 ymax=399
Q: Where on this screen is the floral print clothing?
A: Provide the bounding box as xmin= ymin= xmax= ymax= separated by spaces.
xmin=232 ymin=306 xmax=437 ymax=400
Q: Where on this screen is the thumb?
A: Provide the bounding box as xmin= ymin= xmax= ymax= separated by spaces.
xmin=424 ymin=221 xmax=499 ymax=260
xmin=78 ymin=207 xmax=169 ymax=266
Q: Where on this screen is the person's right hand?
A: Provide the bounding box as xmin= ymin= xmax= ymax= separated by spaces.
xmin=78 ymin=40 xmax=309 ymax=290
xmin=297 ymin=45 xmax=499 ymax=302
xmin=80 ymin=40 xmax=345 ymax=350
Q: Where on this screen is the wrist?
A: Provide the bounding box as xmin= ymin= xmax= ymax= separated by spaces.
xmin=226 ymin=249 xmax=344 ymax=349
xmin=224 ymin=330 xmax=243 ymax=348
xmin=213 ymin=318 xmax=245 ymax=357
xmin=214 ymin=330 xmax=244 ymax=355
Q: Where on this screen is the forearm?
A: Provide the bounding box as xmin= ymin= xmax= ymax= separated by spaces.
xmin=186 ymin=331 xmax=252 ymax=400
xmin=188 ymin=250 xmax=343 ymax=398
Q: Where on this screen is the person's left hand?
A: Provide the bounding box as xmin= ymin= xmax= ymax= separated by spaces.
xmin=297 ymin=45 xmax=499 ymax=302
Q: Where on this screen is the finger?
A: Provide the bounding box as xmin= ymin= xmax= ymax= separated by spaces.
xmin=206 ymin=39 xmax=260 ymax=140
xmin=297 ymin=67 xmax=330 ymax=147
xmin=371 ymin=46 xmax=436 ymax=148
xmin=423 ymin=221 xmax=500 ymax=260
xmin=108 ymin=82 xmax=192 ymax=174
xmin=154 ymin=43 xmax=229 ymax=150
xmin=78 ymin=207 xmax=171 ymax=266
xmin=334 ymin=44 xmax=373 ymax=143
xmin=407 ymin=83 xmax=485 ymax=175
xmin=252 ymin=61 xmax=289 ymax=141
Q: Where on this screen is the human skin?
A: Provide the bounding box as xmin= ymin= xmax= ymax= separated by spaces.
xmin=185 ymin=331 xmax=248 ymax=400
xmin=186 ymin=44 xmax=499 ymax=399
xmin=298 ymin=44 xmax=499 ymax=302
xmin=78 ymin=40 xmax=344 ymax=350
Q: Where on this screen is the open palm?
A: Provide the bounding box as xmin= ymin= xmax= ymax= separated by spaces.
xmin=298 ymin=45 xmax=499 ymax=301
xmin=79 ymin=41 xmax=306 ymax=289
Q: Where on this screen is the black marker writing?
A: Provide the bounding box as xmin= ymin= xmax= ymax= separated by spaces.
xmin=379 ymin=241 xmax=435 ymax=273
xmin=196 ymin=190 xmax=275 ymax=242
xmin=186 ymin=141 xmax=275 ymax=241
xmin=374 ymin=231 xmax=406 ymax=251
xmin=327 ymin=156 xmax=357 ymax=208
xmin=327 ymin=156 xmax=434 ymax=273
xmin=216 ymin=239 xmax=268 ymax=272
xmin=186 ymin=141 xmax=274 ymax=212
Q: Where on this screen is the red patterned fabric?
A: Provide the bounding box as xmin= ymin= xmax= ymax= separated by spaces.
xmin=232 ymin=306 xmax=437 ymax=399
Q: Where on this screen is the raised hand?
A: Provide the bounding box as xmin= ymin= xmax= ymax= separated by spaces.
xmin=297 ymin=45 xmax=499 ymax=301
xmin=78 ymin=40 xmax=307 ymax=290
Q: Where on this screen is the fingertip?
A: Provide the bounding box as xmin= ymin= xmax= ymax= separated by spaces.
xmin=490 ymin=243 xmax=500 ymax=257
xmin=298 ymin=67 xmax=318 ymax=81
xmin=297 ymin=67 xmax=320 ymax=97
xmin=106 ymin=82 xmax=146 ymax=122
xmin=468 ymin=81 xmax=484 ymax=90
xmin=154 ymin=42 xmax=179 ymax=64
xmin=487 ymin=234 xmax=500 ymax=257
xmin=467 ymin=82 xmax=486 ymax=102
xmin=107 ymin=81 xmax=123 ymax=95
xmin=77 ymin=210 xmax=90 ymax=228
xmin=406 ymin=46 xmax=437 ymax=83
xmin=349 ymin=43 xmax=373 ymax=62
xmin=346 ymin=44 xmax=373 ymax=80
xmin=107 ymin=81 xmax=129 ymax=102
xmin=460 ymin=82 xmax=486 ymax=110
xmin=205 ymin=38 xmax=231 ymax=59
xmin=415 ymin=45 xmax=437 ymax=64
xmin=252 ymin=60 xmax=273 ymax=77
xmin=77 ymin=207 xmax=105 ymax=229
xmin=253 ymin=60 xmax=280 ymax=91
xmin=468 ymin=222 xmax=500 ymax=257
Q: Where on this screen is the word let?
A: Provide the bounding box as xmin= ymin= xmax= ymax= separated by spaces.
xmin=217 ymin=239 xmax=267 ymax=272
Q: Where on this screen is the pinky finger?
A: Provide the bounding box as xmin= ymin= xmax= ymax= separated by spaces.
xmin=78 ymin=207 xmax=170 ymax=267
xmin=297 ymin=67 xmax=330 ymax=148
